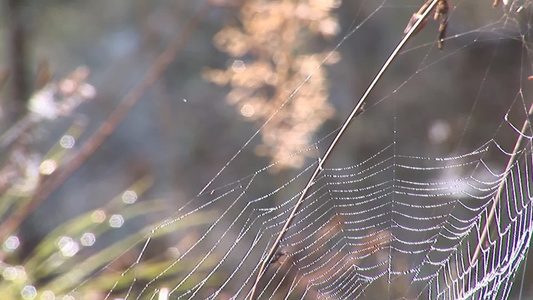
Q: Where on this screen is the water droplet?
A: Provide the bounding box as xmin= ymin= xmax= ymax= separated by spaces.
xmin=158 ymin=287 xmax=169 ymax=300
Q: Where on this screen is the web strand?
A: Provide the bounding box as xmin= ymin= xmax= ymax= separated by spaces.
xmin=247 ymin=1 xmax=441 ymax=299
xmin=66 ymin=1 xmax=533 ymax=299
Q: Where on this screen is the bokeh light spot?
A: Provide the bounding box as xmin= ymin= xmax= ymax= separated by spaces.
xmin=240 ymin=104 xmax=255 ymax=117
xmin=231 ymin=60 xmax=246 ymax=73
xmin=59 ymin=135 xmax=75 ymax=149
xmin=57 ymin=236 xmax=80 ymax=257
xmin=80 ymin=232 xmax=96 ymax=247
xmin=91 ymin=210 xmax=106 ymax=223
xmin=21 ymin=285 xmax=37 ymax=299
xmin=109 ymin=214 xmax=125 ymax=228
xmin=40 ymin=290 xmax=55 ymax=300
xmin=3 ymin=235 xmax=20 ymax=252
xmin=122 ymin=190 xmax=138 ymax=204
xmin=39 ymin=159 xmax=58 ymax=175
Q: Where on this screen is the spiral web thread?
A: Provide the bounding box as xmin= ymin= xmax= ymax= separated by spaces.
xmin=69 ymin=1 xmax=533 ymax=299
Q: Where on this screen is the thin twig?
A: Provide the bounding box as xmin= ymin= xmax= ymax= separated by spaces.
xmin=247 ymin=1 xmax=440 ymax=299
xmin=0 ymin=2 xmax=211 ymax=244
xmin=470 ymin=101 xmax=533 ymax=265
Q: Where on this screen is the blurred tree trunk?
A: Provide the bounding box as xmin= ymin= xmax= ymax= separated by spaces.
xmin=3 ymin=0 xmax=28 ymax=124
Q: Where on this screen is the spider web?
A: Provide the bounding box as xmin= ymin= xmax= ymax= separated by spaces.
xmin=71 ymin=0 xmax=533 ymax=299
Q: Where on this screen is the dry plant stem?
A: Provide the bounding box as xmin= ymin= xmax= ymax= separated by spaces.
xmin=0 ymin=114 xmax=40 ymax=148
xmin=246 ymin=1 xmax=440 ymax=299
xmin=0 ymin=3 xmax=211 ymax=245
xmin=404 ymin=0 xmax=448 ymax=49
xmin=470 ymin=100 xmax=533 ymax=266
xmin=5 ymin=0 xmax=29 ymax=123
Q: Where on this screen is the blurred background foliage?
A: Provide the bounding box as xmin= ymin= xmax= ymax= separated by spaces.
xmin=0 ymin=0 xmax=531 ymax=299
